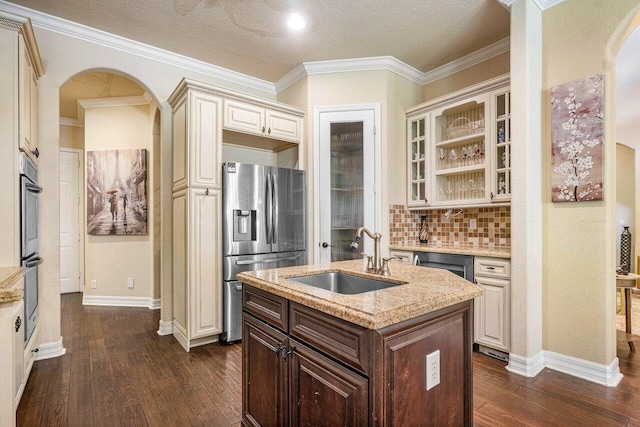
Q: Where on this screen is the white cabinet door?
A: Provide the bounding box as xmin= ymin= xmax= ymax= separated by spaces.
xmin=190 ymin=92 xmax=223 ymax=188
xmin=19 ymin=37 xmax=38 ymax=165
xmin=223 ymin=99 xmax=265 ymax=135
xmin=12 ymin=302 xmax=24 ymax=411
xmin=172 ymin=189 xmax=188 ymax=350
xmin=474 ymin=275 xmax=510 ymax=352
xmin=266 ymin=110 xmax=301 ymax=143
xmin=189 ymin=188 xmax=222 ymax=339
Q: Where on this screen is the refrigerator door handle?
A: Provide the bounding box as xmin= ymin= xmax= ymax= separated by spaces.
xmin=235 ymin=255 xmax=299 ymax=266
xmin=266 ymin=173 xmax=272 ymax=244
xmin=272 ymin=174 xmax=278 ymax=244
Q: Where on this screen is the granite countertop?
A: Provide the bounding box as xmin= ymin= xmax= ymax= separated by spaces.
xmin=389 ymin=241 xmax=511 ymax=259
xmin=0 ymin=266 xmax=24 ymax=303
xmin=237 ymin=259 xmax=482 ymax=330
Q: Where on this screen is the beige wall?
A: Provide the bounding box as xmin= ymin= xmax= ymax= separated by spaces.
xmin=422 ymin=52 xmax=510 ymax=101
xmin=542 ymin=0 xmax=640 ymax=365
xmin=84 ymin=104 xmax=155 ymax=299
xmin=59 ymin=124 xmax=84 ymax=149
xmin=279 ymin=71 xmax=421 ymax=261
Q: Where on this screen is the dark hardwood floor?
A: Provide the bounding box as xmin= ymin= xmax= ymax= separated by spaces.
xmin=17 ymin=293 xmax=640 ymax=426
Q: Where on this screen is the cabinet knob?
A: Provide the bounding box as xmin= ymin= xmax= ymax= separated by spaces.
xmin=32 ymin=148 xmax=40 ymax=158
xmin=261 ymin=126 xmax=265 ymax=134
xmin=267 ymin=127 xmax=271 ymax=135
xmin=15 ymin=316 xmax=21 ymax=332
xmin=274 ymin=342 xmax=284 ymax=357
xmin=490 ymin=192 xmax=494 ymax=200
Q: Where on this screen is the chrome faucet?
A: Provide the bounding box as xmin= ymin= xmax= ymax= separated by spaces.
xmin=351 ymin=227 xmax=387 ymax=275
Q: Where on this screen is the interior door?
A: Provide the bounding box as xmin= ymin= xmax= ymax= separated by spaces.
xmin=60 ymin=150 xmax=81 ymax=293
xmin=317 ymin=109 xmax=376 ymax=264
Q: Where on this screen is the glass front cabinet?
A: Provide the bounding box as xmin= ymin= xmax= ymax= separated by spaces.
xmin=406 ymin=80 xmax=511 ymax=209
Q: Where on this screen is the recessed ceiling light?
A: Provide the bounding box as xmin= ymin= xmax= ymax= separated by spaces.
xmin=287 ymin=12 xmax=306 ymax=31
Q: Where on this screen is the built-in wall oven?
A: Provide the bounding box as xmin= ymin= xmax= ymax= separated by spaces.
xmin=20 ymin=153 xmax=42 ymax=342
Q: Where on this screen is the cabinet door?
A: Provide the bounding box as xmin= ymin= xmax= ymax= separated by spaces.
xmin=223 ymin=99 xmax=265 ymax=136
xmin=290 ymin=339 xmax=368 ymax=426
xmin=474 ymin=276 xmax=510 ymax=351
xmin=189 ymin=188 xmax=222 ymax=339
xmin=265 ymin=110 xmax=301 ymax=143
xmin=491 ymin=89 xmax=511 ymax=202
xmin=19 ymin=38 xmax=38 ymax=164
xmin=172 ymin=190 xmax=189 ymax=350
xmin=189 ymin=91 xmax=223 ymax=188
xmin=13 ymin=302 xmax=24 ymax=410
xmin=407 ymin=113 xmax=429 ymax=207
xmin=243 ymin=315 xmax=288 ymax=427
xmin=172 ymin=100 xmax=187 ymax=191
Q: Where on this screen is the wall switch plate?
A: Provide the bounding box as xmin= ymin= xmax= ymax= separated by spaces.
xmin=91 ymin=280 xmax=97 ymax=289
xmin=426 ymin=350 xmax=440 ymax=390
xmin=127 ymin=278 xmax=134 ymax=289
xmin=469 ymin=219 xmax=477 ymax=230
xmin=620 ymin=219 xmax=625 ymax=226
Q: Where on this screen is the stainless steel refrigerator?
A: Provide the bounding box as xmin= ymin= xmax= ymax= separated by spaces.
xmin=222 ymin=162 xmax=306 ymax=342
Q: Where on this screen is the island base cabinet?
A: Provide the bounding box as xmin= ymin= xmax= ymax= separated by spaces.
xmin=376 ymin=307 xmax=471 ymax=426
xmin=290 ymin=341 xmax=368 ymax=426
xmin=242 ymin=283 xmax=474 ymax=426
xmin=242 ymin=315 xmax=288 ymax=427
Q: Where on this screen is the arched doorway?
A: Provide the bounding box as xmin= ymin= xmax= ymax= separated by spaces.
xmin=58 ymin=70 xmax=162 ymax=324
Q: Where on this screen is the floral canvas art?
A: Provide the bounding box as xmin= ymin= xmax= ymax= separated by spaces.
xmin=550 ymin=73 xmax=604 ymax=202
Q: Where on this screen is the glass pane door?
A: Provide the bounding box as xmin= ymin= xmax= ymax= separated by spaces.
xmin=330 ymin=122 xmax=363 ymax=261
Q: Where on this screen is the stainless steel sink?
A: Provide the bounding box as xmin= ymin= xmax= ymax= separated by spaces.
xmin=288 ymin=271 xmax=404 ymax=294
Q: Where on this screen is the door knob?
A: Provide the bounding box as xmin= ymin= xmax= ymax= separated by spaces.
xmin=321 ymin=242 xmax=333 ymax=248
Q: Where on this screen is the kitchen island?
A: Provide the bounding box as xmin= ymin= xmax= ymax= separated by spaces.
xmin=238 ymin=259 xmax=482 ymax=426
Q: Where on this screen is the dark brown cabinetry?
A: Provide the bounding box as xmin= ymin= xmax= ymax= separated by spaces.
xmin=242 ymin=285 xmax=473 ymax=426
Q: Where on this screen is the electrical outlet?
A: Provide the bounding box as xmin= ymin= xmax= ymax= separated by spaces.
xmin=127 ymin=278 xmax=134 ymax=289
xmin=469 ymin=218 xmax=477 ymax=230
xmin=620 ymin=219 xmax=625 ymax=226
xmin=426 ymin=350 xmax=440 ymax=390
xmin=91 ymin=280 xmax=97 ymax=289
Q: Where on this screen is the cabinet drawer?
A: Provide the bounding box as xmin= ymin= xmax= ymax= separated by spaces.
xmin=243 ymin=285 xmax=288 ymax=331
xmin=289 ymin=302 xmax=370 ymax=375
xmin=475 ymin=257 xmax=510 ymax=279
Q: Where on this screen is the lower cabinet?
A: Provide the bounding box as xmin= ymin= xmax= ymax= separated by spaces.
xmin=474 ymin=257 xmax=511 ymax=353
xmin=0 ymin=277 xmax=25 ymax=427
xmin=242 ymin=284 xmax=473 ymax=426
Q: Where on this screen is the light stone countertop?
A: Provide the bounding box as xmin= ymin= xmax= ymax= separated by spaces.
xmin=0 ymin=266 xmax=24 ymax=303
xmin=237 ymin=259 xmax=482 ymax=330
xmin=389 ymin=241 xmax=511 ymax=259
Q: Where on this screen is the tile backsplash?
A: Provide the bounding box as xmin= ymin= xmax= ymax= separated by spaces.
xmin=389 ymin=204 xmax=511 ymax=247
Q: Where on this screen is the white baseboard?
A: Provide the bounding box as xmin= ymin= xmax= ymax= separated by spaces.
xmin=544 ymin=350 xmax=623 ymax=387
xmin=157 ymin=320 xmax=173 ymax=336
xmin=506 ymin=350 xmax=545 ymax=377
xmin=83 ymin=295 xmax=160 ymax=310
xmin=35 ymin=337 xmax=66 ymax=361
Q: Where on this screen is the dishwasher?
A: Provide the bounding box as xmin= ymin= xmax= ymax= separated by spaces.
xmin=413 ymin=252 xmax=474 ymax=280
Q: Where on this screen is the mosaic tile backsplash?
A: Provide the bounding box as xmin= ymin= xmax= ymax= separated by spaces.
xmin=389 ymin=204 xmax=511 ymax=247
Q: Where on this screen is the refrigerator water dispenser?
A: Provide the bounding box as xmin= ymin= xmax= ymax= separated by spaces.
xmin=233 ymin=209 xmax=256 ymax=242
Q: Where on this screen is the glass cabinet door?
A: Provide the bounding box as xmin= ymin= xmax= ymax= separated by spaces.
xmin=493 ymin=91 xmax=511 ymax=201
xmin=407 ymin=115 xmax=428 ymax=207
xmin=330 ymin=122 xmax=364 ymax=261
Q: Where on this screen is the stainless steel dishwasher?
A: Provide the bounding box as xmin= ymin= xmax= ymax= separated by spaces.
xmin=414 ymin=251 xmax=474 ymax=280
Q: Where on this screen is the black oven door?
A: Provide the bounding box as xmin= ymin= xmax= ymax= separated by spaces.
xmin=21 ymin=175 xmax=42 ymax=259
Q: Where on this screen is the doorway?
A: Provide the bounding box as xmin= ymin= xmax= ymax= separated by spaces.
xmin=59 ymin=148 xmax=83 ymax=294
xmin=314 ymin=105 xmax=380 ymax=264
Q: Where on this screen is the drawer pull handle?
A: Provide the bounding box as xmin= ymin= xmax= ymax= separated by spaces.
xmin=274 ymin=342 xmax=284 ymax=357
xmin=486 ymin=266 xmax=496 ymax=270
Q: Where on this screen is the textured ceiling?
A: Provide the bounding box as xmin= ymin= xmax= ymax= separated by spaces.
xmin=7 ymin=0 xmax=510 ymax=82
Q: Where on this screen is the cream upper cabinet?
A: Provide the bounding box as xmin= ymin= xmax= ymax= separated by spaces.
xmin=405 ymin=76 xmax=509 ymax=209
xmin=223 ymin=99 xmax=302 ymax=143
xmin=171 ymin=88 xmax=223 ymax=192
xmin=19 ymin=37 xmax=39 ymax=165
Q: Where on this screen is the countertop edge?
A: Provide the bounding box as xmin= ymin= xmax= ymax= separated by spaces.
xmin=0 ymin=266 xmax=24 ymax=304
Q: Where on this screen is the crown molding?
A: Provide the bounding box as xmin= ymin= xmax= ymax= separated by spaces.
xmin=76 ymin=92 xmax=152 ymax=123
xmin=59 ymin=117 xmax=83 ymax=127
xmin=498 ymin=0 xmax=566 ymax=10
xmin=422 ymin=37 xmax=510 ymax=85
xmin=0 ymin=0 xmax=276 ymax=95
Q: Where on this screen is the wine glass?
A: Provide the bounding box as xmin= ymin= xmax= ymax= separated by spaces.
xmin=450 ymin=149 xmax=458 ymax=167
xmin=469 ymin=179 xmax=476 ymax=198
xmin=446 ymin=180 xmax=453 ymax=200
xmin=439 ymin=148 xmax=445 ymax=163
xmin=477 ymin=180 xmax=485 ymax=197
